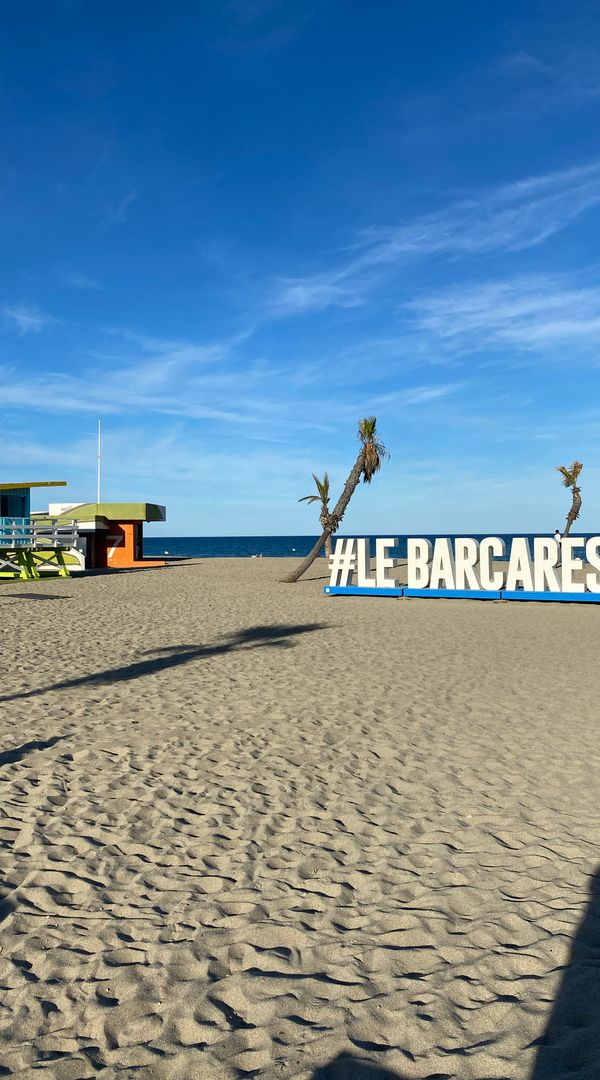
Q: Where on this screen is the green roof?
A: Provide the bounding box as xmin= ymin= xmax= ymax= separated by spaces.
xmin=55 ymin=502 xmax=166 ymax=523
xmin=0 ymin=481 xmax=67 ymax=491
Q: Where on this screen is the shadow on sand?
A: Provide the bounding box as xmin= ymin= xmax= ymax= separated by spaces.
xmin=312 ymin=1054 xmax=403 ymax=1078
xmin=0 ymin=592 xmax=72 ymax=602
xmin=0 ymin=622 xmax=328 ymax=703
xmin=0 ymin=891 xmax=16 ymax=926
xmin=531 ymin=865 xmax=600 ymax=1078
xmin=0 ymin=735 xmax=68 ymax=767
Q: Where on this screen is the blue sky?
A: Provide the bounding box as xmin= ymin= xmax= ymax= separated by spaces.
xmin=2 ymin=1 xmax=600 ymax=536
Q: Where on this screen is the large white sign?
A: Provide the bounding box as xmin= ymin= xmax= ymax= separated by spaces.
xmin=328 ymin=536 xmax=600 ymax=593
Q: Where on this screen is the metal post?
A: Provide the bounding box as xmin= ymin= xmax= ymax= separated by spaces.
xmin=97 ymin=418 xmax=102 ymax=504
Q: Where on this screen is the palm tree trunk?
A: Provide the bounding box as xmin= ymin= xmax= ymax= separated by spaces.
xmin=328 ymin=454 xmax=366 ymax=533
xmin=563 ymin=487 xmax=582 ymax=536
xmin=281 ymin=530 xmax=330 ymax=582
xmin=325 ymin=534 xmax=332 ymax=559
xmin=282 ymin=452 xmax=365 ymax=582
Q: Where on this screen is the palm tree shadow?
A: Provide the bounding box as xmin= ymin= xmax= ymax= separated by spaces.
xmin=531 ymin=866 xmax=600 ymax=1078
xmin=312 ymin=1053 xmax=404 ymax=1078
xmin=0 ymin=623 xmax=329 ymax=703
xmin=0 ymin=735 xmax=68 ymax=767
xmin=0 ymin=593 xmax=71 ymax=602
xmin=0 ymin=892 xmax=16 ymax=925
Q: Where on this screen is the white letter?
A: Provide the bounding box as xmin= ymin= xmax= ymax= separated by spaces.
xmin=429 ymin=538 xmax=455 ymax=589
xmin=478 ymin=537 xmax=505 ymax=590
xmin=329 ymin=538 xmax=357 ymax=587
xmin=506 ymin=538 xmax=534 ymax=591
xmin=376 ymin=538 xmax=399 ymax=588
xmin=561 ymin=537 xmax=584 ymax=592
xmin=533 ymin=538 xmax=560 ymax=592
xmin=454 ymin=538 xmax=480 ymax=590
xmin=407 ymin=538 xmax=432 ymax=588
xmin=585 ymin=536 xmax=600 ymax=593
xmin=356 ymin=538 xmax=376 ymax=587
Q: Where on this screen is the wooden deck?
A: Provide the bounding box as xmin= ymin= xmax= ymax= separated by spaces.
xmin=0 ymin=518 xmax=80 ymax=579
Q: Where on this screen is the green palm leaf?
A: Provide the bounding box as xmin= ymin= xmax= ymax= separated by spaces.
xmin=359 ymin=416 xmax=389 ymax=483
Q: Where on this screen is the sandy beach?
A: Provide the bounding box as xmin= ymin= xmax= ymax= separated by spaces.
xmin=1 ymin=557 xmax=599 ymax=1079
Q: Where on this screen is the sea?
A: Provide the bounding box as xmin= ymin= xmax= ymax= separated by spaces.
xmin=144 ymin=534 xmax=590 ymax=560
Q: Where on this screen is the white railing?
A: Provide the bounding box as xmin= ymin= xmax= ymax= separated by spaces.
xmin=0 ymin=517 xmax=79 ymax=548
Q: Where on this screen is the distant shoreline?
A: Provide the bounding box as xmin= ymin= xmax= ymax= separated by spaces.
xmin=144 ymin=533 xmax=596 ymax=560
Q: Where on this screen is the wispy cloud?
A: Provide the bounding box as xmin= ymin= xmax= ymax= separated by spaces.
xmin=0 ymin=426 xmax=341 ymax=519
xmin=100 ymin=189 xmax=138 ymax=228
xmin=269 ymin=160 xmax=600 ymax=314
xmin=361 ymin=161 xmax=600 ymax=256
xmin=214 ymin=0 xmax=310 ymax=54
xmin=60 ymin=270 xmax=103 ymax=290
xmin=499 ymin=49 xmax=600 ymax=108
xmin=0 ymin=325 xmax=459 ymax=434
xmin=368 ymin=383 xmax=461 ymax=408
xmin=0 ymin=431 xmax=85 ymax=469
xmin=101 ymin=325 xmax=245 ymax=357
xmin=406 ymin=274 xmax=600 ymax=357
xmin=0 ymin=327 xmax=290 ymax=424
xmin=500 ymin=51 xmax=549 ymax=75
xmin=394 ymin=50 xmax=600 ymax=155
xmin=1 ymin=303 xmax=56 ymax=335
xmin=271 ymin=279 xmax=365 ymax=315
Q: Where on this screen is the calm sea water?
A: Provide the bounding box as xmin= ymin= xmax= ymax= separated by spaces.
xmin=144 ymin=534 xmax=592 ymax=560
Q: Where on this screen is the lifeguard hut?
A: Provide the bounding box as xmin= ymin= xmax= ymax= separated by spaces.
xmin=33 ymin=501 xmax=167 ymax=570
xmin=0 ymin=481 xmax=82 ymax=579
xmin=0 ymin=480 xmax=66 ymax=519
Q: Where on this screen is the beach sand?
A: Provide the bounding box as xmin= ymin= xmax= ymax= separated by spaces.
xmin=1 ymin=558 xmax=599 ymax=1079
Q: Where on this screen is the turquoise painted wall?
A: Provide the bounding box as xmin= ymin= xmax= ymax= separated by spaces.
xmin=0 ymin=487 xmax=31 ymax=518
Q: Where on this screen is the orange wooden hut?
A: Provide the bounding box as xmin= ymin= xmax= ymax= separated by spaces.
xmin=33 ymin=501 xmax=167 ymax=570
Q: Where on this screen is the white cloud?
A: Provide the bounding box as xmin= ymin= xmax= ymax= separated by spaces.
xmin=0 ymin=324 xmax=300 ymax=424
xmin=406 ymin=275 xmax=600 ymax=356
xmin=1 ymin=303 xmax=56 ymax=335
xmin=271 ymin=279 xmax=364 ymax=315
xmin=363 ymin=167 xmax=600 ymax=258
xmin=214 ymin=0 xmax=310 ymax=54
xmin=499 ymin=50 xmax=600 ymax=107
xmin=100 ymin=189 xmax=138 ymax=228
xmin=500 ymin=51 xmax=549 ymax=75
xmin=369 ymin=384 xmax=461 ymax=408
xmin=0 ymin=323 xmax=460 ymax=438
xmin=60 ymin=270 xmax=103 ymax=290
xmin=0 ymin=360 xmax=243 ymax=422
xmin=0 ymin=425 xmax=341 ymax=506
xmin=269 ymin=160 xmax=600 ymax=313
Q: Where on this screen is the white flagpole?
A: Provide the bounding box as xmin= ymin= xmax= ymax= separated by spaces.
xmin=97 ymin=418 xmax=102 ymax=504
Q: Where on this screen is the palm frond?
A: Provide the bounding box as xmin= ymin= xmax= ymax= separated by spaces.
xmin=358 ymin=417 xmax=378 ymax=443
xmin=299 ymin=472 xmax=330 ymax=507
xmin=557 ymin=461 xmax=583 ymax=488
xmin=313 ymin=472 xmax=330 ymax=504
xmin=358 ymin=416 xmax=389 ymax=483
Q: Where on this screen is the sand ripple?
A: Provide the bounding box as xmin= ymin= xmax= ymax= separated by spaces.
xmin=1 ymin=560 xmax=599 ymax=1078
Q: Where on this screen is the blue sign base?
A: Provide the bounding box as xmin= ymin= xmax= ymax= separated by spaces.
xmin=501 ymin=590 xmax=600 ymax=602
xmin=404 ymin=588 xmax=500 ymax=600
xmin=324 ymin=586 xmax=403 ymax=597
xmin=324 ymin=586 xmax=600 ymax=603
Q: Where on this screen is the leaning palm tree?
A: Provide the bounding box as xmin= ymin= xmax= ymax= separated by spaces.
xmin=283 ymin=417 xmax=388 ymax=583
xmin=557 ymin=460 xmax=583 ymax=536
xmin=299 ymin=472 xmax=334 ymax=558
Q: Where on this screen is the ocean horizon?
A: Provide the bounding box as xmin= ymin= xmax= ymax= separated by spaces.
xmin=143 ymin=533 xmax=592 ymax=560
